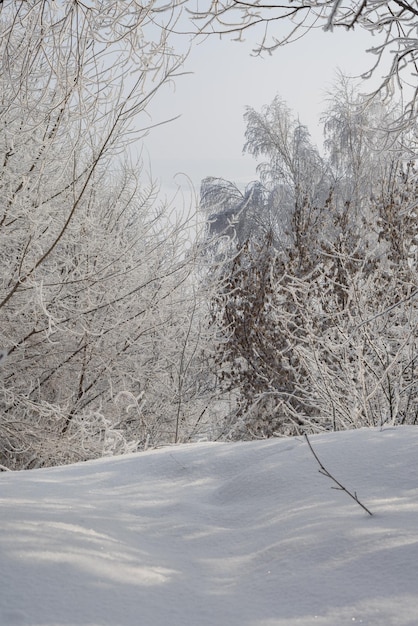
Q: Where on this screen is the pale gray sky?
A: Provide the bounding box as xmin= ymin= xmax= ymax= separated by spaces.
xmin=143 ymin=23 xmax=378 ymax=201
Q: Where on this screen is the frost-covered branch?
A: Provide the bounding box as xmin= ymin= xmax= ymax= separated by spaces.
xmin=190 ymin=0 xmax=418 ymax=130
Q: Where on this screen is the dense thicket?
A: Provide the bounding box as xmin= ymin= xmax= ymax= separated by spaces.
xmin=0 ymin=0 xmax=216 ymax=469
xmin=204 ymin=87 xmax=418 ymax=439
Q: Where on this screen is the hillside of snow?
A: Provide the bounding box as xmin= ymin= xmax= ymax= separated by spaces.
xmin=1 ymin=427 xmax=418 ymax=626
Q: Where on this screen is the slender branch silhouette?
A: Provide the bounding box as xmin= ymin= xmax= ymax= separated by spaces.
xmin=305 ymin=433 xmax=373 ymax=516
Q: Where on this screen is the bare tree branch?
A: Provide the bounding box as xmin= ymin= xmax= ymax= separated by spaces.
xmin=305 ymin=434 xmax=373 ymax=516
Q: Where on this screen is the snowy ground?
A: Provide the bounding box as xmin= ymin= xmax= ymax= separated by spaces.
xmin=1 ymin=427 xmax=418 ymax=626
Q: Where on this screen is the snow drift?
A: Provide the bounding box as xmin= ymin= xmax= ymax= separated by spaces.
xmin=1 ymin=427 xmax=417 ymax=625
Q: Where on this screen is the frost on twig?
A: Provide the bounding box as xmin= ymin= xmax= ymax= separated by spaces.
xmin=305 ymin=433 xmax=373 ymax=516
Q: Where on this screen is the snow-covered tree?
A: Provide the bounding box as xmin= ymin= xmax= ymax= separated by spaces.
xmin=0 ymin=0 xmax=217 ymax=469
xmin=204 ymin=86 xmax=418 ymax=438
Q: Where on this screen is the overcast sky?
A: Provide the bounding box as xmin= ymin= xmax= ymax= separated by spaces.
xmin=143 ymin=21 xmax=378 ymax=201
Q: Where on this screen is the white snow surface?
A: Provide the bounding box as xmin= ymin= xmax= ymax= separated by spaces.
xmin=1 ymin=427 xmax=418 ymax=626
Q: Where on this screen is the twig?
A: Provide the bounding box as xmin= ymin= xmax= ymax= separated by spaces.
xmin=304 ymin=433 xmax=373 ymax=516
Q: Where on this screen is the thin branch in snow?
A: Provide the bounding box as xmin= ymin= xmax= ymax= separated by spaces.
xmin=305 ymin=433 xmax=373 ymax=516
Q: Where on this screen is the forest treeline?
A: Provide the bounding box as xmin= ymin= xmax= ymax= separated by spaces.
xmin=1 ymin=1 xmax=417 ymax=469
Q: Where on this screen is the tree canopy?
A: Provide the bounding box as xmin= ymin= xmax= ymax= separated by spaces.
xmin=191 ymin=0 xmax=418 ymax=129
